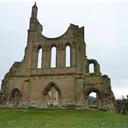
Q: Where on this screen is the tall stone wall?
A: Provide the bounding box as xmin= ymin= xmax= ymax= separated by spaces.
xmin=0 ymin=3 xmax=116 ymax=111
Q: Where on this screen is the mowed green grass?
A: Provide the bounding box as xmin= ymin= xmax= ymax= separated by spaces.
xmin=0 ymin=109 xmax=128 ymax=128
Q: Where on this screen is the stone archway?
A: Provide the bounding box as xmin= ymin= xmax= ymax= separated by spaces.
xmin=85 ymin=88 xmax=102 ymax=109
xmin=43 ymin=82 xmax=61 ymax=106
xmin=10 ymin=88 xmax=21 ymax=107
xmin=88 ymin=92 xmax=99 ymax=108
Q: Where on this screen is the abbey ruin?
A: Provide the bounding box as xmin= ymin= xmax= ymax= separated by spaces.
xmin=0 ymin=3 xmax=115 ymax=111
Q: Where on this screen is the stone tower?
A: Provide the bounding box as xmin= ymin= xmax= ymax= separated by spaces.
xmin=0 ymin=3 xmax=115 ymax=111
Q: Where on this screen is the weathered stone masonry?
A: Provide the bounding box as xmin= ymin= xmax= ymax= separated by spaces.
xmin=0 ymin=3 xmax=115 ymax=111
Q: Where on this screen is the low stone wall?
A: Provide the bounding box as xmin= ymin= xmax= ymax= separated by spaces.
xmin=116 ymin=99 xmax=128 ymax=115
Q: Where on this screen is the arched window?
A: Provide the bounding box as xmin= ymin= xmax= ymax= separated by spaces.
xmin=89 ymin=63 xmax=94 ymax=73
xmin=37 ymin=48 xmax=42 ymax=68
xmin=66 ymin=45 xmax=71 ymax=67
xmin=51 ymin=47 xmax=56 ymax=68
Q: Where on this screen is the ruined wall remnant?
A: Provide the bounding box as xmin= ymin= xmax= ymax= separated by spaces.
xmin=0 ymin=3 xmax=115 ymax=111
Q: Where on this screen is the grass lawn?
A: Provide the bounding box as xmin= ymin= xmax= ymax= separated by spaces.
xmin=0 ymin=109 xmax=128 ymax=128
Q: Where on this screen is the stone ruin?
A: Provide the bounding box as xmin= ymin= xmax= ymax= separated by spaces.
xmin=0 ymin=3 xmax=116 ymax=111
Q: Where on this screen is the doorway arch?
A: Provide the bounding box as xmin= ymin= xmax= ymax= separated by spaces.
xmin=88 ymin=92 xmax=98 ymax=108
xmin=10 ymin=88 xmax=21 ymax=107
xmin=43 ymin=82 xmax=61 ymax=106
xmin=85 ymin=88 xmax=102 ymax=109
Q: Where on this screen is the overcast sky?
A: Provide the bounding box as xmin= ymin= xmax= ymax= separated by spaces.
xmin=0 ymin=0 xmax=128 ymax=99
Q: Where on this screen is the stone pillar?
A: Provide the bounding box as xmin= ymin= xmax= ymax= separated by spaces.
xmin=47 ymin=49 xmax=51 ymax=68
xmin=45 ymin=50 xmax=51 ymax=68
xmin=43 ymin=46 xmax=50 ymax=68
xmin=32 ymin=48 xmax=38 ymax=69
xmin=42 ymin=49 xmax=46 ymax=68
xmin=71 ymin=45 xmax=76 ymax=67
xmin=61 ymin=46 xmax=65 ymax=67
xmin=57 ymin=44 xmax=61 ymax=68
